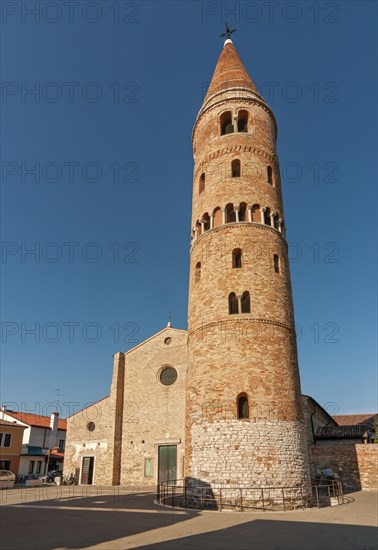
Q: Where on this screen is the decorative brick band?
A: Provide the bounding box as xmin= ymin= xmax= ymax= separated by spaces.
xmin=190 ymin=222 xmax=287 ymax=252
xmin=188 ymin=317 xmax=295 ymax=339
xmin=195 ymin=143 xmax=277 ymax=175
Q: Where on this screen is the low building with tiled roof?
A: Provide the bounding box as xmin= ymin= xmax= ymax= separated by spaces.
xmin=0 ymin=408 xmax=67 ymax=476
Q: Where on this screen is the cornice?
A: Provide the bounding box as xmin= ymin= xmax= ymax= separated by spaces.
xmin=188 ymin=317 xmax=295 ymax=339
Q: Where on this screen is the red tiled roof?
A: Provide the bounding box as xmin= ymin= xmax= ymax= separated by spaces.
xmin=5 ymin=411 xmax=67 ymax=430
xmin=316 ymin=425 xmax=368 ymax=439
xmin=333 ymin=414 xmax=377 ymax=429
xmin=0 ymin=419 xmax=27 ymax=428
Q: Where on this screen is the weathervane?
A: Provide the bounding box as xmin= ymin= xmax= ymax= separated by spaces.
xmin=219 ymin=21 xmax=237 ymax=40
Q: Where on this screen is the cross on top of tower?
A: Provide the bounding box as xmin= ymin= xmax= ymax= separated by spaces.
xmin=219 ymin=21 xmax=237 ymax=40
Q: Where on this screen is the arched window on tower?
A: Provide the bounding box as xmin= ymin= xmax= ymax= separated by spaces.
xmin=237 ymin=394 xmax=249 ymax=419
xmin=273 ymin=254 xmax=280 ymax=273
xmin=202 ymin=213 xmax=210 ymax=232
xmin=196 ymin=221 xmax=202 ymax=236
xmin=239 ymin=202 xmax=247 ymax=222
xmin=252 ymin=204 xmax=261 ymax=223
xmin=231 ymin=159 xmax=241 ymax=178
xmin=232 ymin=248 xmax=242 ymax=269
xmin=241 ymin=291 xmax=250 ymax=313
xmin=220 ymin=111 xmax=234 ymax=136
xmin=263 ymin=207 xmax=271 ymax=226
xmin=195 ymin=262 xmax=201 ymax=282
xmin=213 ymin=207 xmax=222 ymax=228
xmin=267 ymin=166 xmax=273 ymax=185
xmin=273 ymin=213 xmax=280 ymax=230
xmin=225 ymin=203 xmax=236 ymax=223
xmin=237 ymin=110 xmax=248 ymax=133
xmin=199 ymin=172 xmax=205 ymax=194
xmin=228 ymin=292 xmax=238 ymax=314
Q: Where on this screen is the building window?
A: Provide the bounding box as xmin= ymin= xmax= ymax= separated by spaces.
xmin=232 ymin=249 xmax=242 ymax=269
xmin=252 ymin=204 xmax=261 ymax=223
xmin=237 ymin=110 xmax=248 ymax=132
xmin=274 ymin=254 xmax=280 ymax=273
xmin=87 ymin=422 xmax=96 ymax=432
xmin=231 ymin=159 xmax=240 ymax=177
xmin=220 ymin=111 xmax=233 ymax=135
xmin=59 ymin=439 xmax=65 ymax=451
xmin=144 ymin=458 xmax=153 ymax=477
xmin=199 ymin=172 xmax=205 ymax=194
xmin=1 ymin=433 xmax=12 ymax=448
xmin=213 ymin=207 xmax=222 ymax=228
xmin=273 ymin=213 xmax=280 ymax=230
xmin=164 ymin=337 xmax=172 ymax=345
xmin=239 ymin=203 xmax=247 ymax=222
xmin=225 ymin=203 xmax=236 ymax=223
xmin=241 ymin=291 xmax=250 ymax=313
xmin=28 ymin=461 xmax=35 ymax=474
xmin=203 ymin=213 xmax=210 ymax=232
xmin=36 ymin=461 xmax=42 ymax=474
xmin=237 ymin=394 xmax=249 ymax=419
xmin=267 ymin=166 xmax=273 ymax=184
xmin=263 ymin=208 xmax=271 ymax=226
xmin=160 ymin=366 xmax=178 ymax=386
xmin=0 ymin=460 xmax=10 ymax=470
xmin=229 ymin=293 xmax=238 ymax=314
xmin=195 ymin=262 xmax=201 ymax=282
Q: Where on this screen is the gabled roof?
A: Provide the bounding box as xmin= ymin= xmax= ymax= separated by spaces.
xmin=333 ymin=414 xmax=377 ymax=429
xmin=0 ymin=419 xmax=27 ymax=429
xmin=315 ymin=425 xmax=368 ymax=440
xmin=123 ymin=325 xmax=187 ymax=356
xmin=5 ymin=411 xmax=67 ymax=430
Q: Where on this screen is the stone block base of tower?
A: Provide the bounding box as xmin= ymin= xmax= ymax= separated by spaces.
xmin=185 ymin=418 xmax=312 ymax=510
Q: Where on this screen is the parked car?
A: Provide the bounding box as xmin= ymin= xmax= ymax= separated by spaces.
xmin=0 ymin=470 xmax=16 ymax=489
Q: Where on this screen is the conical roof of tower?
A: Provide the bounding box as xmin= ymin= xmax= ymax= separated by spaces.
xmin=204 ymin=39 xmax=258 ymax=101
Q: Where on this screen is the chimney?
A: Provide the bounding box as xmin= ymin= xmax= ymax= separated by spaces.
xmin=49 ymin=412 xmax=59 ymax=448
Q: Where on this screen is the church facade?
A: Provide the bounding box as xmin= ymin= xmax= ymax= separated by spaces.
xmin=65 ymin=39 xmax=313 ymax=491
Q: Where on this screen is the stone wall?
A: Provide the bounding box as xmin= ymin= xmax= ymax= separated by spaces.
xmin=311 ymin=443 xmax=378 ymax=491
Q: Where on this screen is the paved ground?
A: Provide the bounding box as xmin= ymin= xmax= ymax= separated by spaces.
xmin=0 ymin=485 xmax=377 ymax=549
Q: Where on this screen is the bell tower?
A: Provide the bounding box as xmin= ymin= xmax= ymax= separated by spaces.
xmin=186 ymin=38 xmax=311 ymax=492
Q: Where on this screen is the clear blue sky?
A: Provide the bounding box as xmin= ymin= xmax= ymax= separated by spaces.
xmin=1 ymin=1 xmax=377 ymax=418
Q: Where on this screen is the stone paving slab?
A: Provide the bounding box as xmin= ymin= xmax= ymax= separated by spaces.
xmin=0 ymin=486 xmax=377 ymax=549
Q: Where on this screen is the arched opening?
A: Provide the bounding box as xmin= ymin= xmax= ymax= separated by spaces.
xmin=239 ymin=202 xmax=247 ymax=222
xmin=228 ymin=292 xmax=238 ymax=314
xmin=267 ymin=165 xmax=273 ymax=184
xmin=220 ymin=111 xmax=234 ymax=135
xmin=202 ymin=212 xmax=210 ymax=232
xmin=274 ymin=254 xmax=280 ymax=273
xmin=273 ymin=213 xmax=280 ymax=230
xmin=237 ymin=394 xmax=249 ymax=419
xmin=231 ymin=159 xmax=241 ymax=178
xmin=252 ymin=204 xmax=261 ymax=223
xmin=241 ymin=291 xmax=250 ymax=313
xmin=232 ymin=248 xmax=242 ymax=269
xmin=195 ymin=262 xmax=201 ymax=282
xmin=237 ymin=110 xmax=248 ymax=133
xmin=225 ymin=203 xmax=236 ymax=223
xmin=263 ymin=207 xmax=271 ymax=226
xmin=199 ymin=172 xmax=205 ymax=194
xmin=196 ymin=221 xmax=202 ymax=236
xmin=213 ymin=207 xmax=222 ymax=228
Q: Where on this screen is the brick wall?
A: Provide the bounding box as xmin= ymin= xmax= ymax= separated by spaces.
xmin=311 ymin=443 xmax=378 ymax=491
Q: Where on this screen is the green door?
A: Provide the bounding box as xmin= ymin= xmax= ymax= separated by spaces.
xmin=158 ymin=445 xmax=177 ymax=484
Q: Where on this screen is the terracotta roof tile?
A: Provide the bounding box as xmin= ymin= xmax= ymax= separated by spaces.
xmin=5 ymin=411 xmax=67 ymax=430
xmin=315 ymin=425 xmax=369 ymax=439
xmin=332 ymin=414 xmax=377 ymax=428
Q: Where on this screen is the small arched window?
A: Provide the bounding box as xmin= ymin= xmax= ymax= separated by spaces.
xmin=228 ymin=293 xmax=238 ymax=314
xmin=231 ymin=159 xmax=241 ymax=178
xmin=220 ymin=111 xmax=234 ymax=135
xmin=274 ymin=254 xmax=279 ymax=273
xmin=237 ymin=110 xmax=248 ymax=133
xmin=199 ymin=173 xmax=205 ymax=194
xmin=232 ymin=248 xmax=242 ymax=269
xmin=203 ymin=213 xmax=210 ymax=232
xmin=225 ymin=203 xmax=236 ymax=223
xmin=237 ymin=394 xmax=249 ymax=419
xmin=267 ymin=166 xmax=273 ymax=185
xmin=239 ymin=202 xmax=247 ymax=222
xmin=195 ymin=262 xmax=201 ymax=282
xmin=273 ymin=213 xmax=280 ymax=230
xmin=263 ymin=208 xmax=271 ymax=226
xmin=241 ymin=291 xmax=250 ymax=313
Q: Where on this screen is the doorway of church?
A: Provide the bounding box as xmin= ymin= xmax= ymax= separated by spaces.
xmin=158 ymin=445 xmax=177 ymax=485
xmin=80 ymin=457 xmax=94 ymax=484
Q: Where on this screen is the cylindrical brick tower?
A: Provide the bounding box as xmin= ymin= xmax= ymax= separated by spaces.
xmin=186 ymin=39 xmax=311 ymax=494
